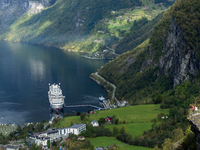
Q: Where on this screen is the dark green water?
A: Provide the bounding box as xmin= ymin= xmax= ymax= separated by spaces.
xmin=0 ymin=41 xmax=108 ymax=125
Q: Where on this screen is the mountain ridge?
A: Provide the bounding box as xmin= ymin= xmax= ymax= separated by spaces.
xmin=98 ymin=0 xmax=200 ymax=103
xmin=0 ymin=0 xmax=174 ymax=57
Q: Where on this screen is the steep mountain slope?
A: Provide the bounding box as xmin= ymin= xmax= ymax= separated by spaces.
xmin=1 ymin=0 xmax=142 ymax=45
xmin=0 ymin=0 xmax=55 ymax=34
xmin=115 ymin=12 xmax=164 ymax=54
xmin=98 ymin=0 xmax=200 ymax=103
xmin=97 ymin=0 xmax=200 ymax=148
xmin=0 ymin=0 xmax=175 ymax=57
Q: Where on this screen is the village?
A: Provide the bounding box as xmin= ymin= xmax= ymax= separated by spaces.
xmin=0 ymin=113 xmax=122 ymax=150
xmin=81 ymin=3 xmax=166 ymax=60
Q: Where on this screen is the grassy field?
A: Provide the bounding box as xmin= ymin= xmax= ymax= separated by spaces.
xmin=105 ymin=4 xmax=166 ymax=37
xmin=88 ymin=136 xmax=151 ymax=150
xmin=56 ymin=104 xmax=168 ymax=128
xmin=56 ymin=104 xmax=166 ymax=149
xmin=105 ymin=123 xmax=153 ymax=138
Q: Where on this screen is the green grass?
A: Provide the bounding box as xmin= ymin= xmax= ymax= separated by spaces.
xmin=88 ymin=136 xmax=151 ymax=150
xmin=56 ymin=104 xmax=168 ymax=128
xmin=105 ymin=123 xmax=153 ymax=138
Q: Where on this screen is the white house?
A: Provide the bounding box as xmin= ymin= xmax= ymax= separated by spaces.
xmin=69 ymin=123 xmax=86 ymax=135
xmin=91 ymin=120 xmax=99 ymax=127
xmin=58 ymin=123 xmax=86 ymax=136
xmin=34 ymin=136 xmax=50 ymax=147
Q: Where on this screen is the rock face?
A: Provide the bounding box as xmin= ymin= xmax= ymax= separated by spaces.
xmin=28 ymin=0 xmax=56 ymax=15
xmin=188 ymin=113 xmax=200 ymax=150
xmin=0 ymin=0 xmax=56 ymax=34
xmin=158 ymin=18 xmax=199 ymax=87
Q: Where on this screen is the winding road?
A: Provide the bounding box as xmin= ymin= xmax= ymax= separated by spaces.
xmin=95 ymin=72 xmax=116 ymax=100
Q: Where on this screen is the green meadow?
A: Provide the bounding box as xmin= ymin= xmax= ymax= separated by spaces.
xmin=56 ymin=103 xmax=168 ymax=150
xmin=105 ymin=123 xmax=153 ymax=138
xmin=88 ymin=136 xmax=151 ymax=150
xmin=56 ymin=104 xmax=168 ymax=128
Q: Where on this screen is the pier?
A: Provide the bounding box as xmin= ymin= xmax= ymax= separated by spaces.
xmin=63 ymin=104 xmax=103 ymax=109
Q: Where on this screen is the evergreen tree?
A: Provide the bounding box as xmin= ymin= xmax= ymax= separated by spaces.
xmin=113 ymin=125 xmax=119 ymax=136
xmin=120 ymin=125 xmax=126 ymax=134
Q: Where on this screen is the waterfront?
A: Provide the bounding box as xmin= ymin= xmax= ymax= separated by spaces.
xmin=0 ymin=41 xmax=108 ymax=125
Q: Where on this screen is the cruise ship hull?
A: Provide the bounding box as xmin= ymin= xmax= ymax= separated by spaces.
xmin=49 ymin=103 xmax=64 ymax=110
xmin=48 ymin=83 xmax=65 ymax=112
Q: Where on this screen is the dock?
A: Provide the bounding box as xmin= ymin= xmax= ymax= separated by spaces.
xmin=64 ymin=104 xmax=103 ymax=109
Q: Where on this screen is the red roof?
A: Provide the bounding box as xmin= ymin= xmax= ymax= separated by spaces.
xmin=65 ymin=138 xmax=70 ymax=141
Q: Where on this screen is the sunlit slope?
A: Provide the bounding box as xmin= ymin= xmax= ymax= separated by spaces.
xmin=3 ymin=0 xmax=142 ymax=46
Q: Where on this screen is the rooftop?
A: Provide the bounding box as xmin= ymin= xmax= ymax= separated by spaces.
xmin=70 ymin=123 xmax=85 ymax=129
xmin=91 ymin=120 xmax=98 ymax=123
xmin=30 ymin=129 xmax=58 ymax=137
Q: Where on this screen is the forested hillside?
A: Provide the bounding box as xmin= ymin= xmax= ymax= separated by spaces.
xmin=2 ymin=0 xmax=142 ymax=44
xmin=0 ymin=0 xmax=174 ymax=58
xmin=97 ymin=0 xmax=200 ymax=148
xmin=98 ymin=0 xmax=200 ymax=103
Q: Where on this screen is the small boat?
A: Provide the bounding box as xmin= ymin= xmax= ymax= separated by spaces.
xmin=99 ymin=96 xmax=106 ymax=103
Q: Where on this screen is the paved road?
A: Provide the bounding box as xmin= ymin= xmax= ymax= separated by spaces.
xmin=95 ymin=72 xmax=116 ymax=100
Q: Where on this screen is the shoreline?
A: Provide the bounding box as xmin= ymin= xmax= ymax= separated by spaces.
xmin=1 ymin=39 xmax=117 ymax=60
xmin=90 ymin=72 xmax=116 ymax=100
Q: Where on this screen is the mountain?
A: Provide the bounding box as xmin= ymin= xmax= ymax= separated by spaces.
xmin=97 ymin=0 xmax=200 ymax=148
xmin=0 ymin=0 xmax=174 ymax=57
xmin=98 ymin=0 xmax=200 ymax=103
xmin=0 ymin=0 xmax=55 ymax=34
xmin=1 ymin=0 xmax=142 ymax=44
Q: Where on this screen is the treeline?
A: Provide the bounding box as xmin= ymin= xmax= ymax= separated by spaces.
xmin=132 ymin=80 xmax=199 ymax=149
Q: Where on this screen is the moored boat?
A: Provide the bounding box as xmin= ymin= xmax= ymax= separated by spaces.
xmin=48 ymin=83 xmax=65 ymax=111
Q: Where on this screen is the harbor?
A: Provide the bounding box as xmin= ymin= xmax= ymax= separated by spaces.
xmin=48 ymin=83 xmax=112 ymax=113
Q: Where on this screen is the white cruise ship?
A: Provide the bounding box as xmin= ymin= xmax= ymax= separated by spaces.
xmin=48 ymin=83 xmax=65 ymax=111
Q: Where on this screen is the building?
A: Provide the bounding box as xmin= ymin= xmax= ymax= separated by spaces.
xmin=70 ymin=124 xmax=86 ymax=135
xmin=95 ymin=147 xmax=105 ymax=150
xmin=58 ymin=123 xmax=86 ymax=136
xmin=105 ymin=116 xmax=112 ymax=122
xmin=5 ymin=145 xmax=19 ymax=150
xmin=77 ymin=136 xmax=85 ymax=140
xmin=29 ymin=124 xmax=86 ymax=147
xmin=91 ymin=120 xmax=99 ymax=127
xmin=29 ymin=129 xmax=59 ymax=147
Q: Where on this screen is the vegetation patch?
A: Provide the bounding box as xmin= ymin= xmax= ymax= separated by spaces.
xmin=56 ymin=104 xmax=168 ymax=128
xmin=105 ymin=123 xmax=153 ymax=138
xmin=88 ymin=136 xmax=151 ymax=150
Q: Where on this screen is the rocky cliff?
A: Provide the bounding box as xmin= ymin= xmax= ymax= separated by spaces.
xmin=98 ymin=0 xmax=200 ymax=102
xmin=158 ymin=17 xmax=200 ymax=87
xmin=142 ymin=17 xmax=200 ymax=87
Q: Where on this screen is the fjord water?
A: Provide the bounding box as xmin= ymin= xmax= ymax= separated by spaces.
xmin=0 ymin=41 xmax=108 ymax=125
